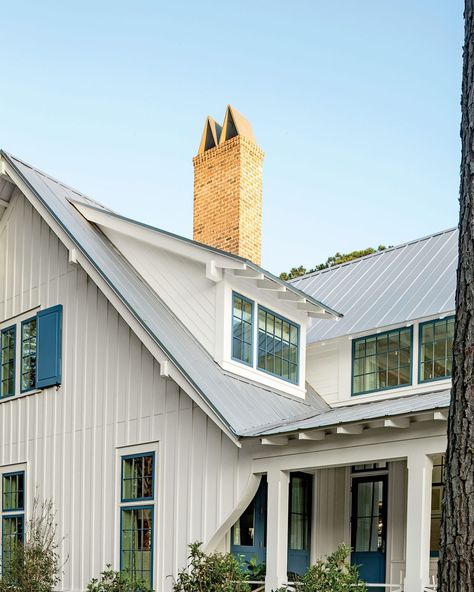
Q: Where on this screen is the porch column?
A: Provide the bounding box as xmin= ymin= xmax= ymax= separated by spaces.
xmin=404 ymin=452 xmax=433 ymax=592
xmin=265 ymin=468 xmax=289 ymax=592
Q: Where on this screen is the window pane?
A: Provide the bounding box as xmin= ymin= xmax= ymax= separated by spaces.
xmin=122 ymin=455 xmax=154 ymax=501
xmin=232 ymin=501 xmax=255 ymax=546
xmin=121 ymin=508 xmax=153 ymax=588
xmin=352 ymin=329 xmax=412 ymax=395
xmin=420 ymin=319 xmax=454 ymax=382
xmin=1 ymin=327 xmax=16 ymax=398
xmin=257 ymin=308 xmax=299 ymax=384
xmin=21 ymin=319 xmax=37 ymax=391
xmin=232 ymin=294 xmax=253 ymax=365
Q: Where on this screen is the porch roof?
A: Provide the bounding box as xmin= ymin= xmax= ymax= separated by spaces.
xmin=243 ymin=388 xmax=450 ymax=436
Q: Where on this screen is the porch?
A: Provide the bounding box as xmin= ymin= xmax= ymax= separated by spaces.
xmin=230 ymin=431 xmax=445 ymax=592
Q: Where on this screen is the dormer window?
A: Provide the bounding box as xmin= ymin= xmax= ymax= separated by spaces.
xmin=258 ymin=307 xmax=299 ymax=384
xmin=230 ymin=294 xmax=300 ymax=386
xmin=232 ymin=293 xmax=254 ymax=366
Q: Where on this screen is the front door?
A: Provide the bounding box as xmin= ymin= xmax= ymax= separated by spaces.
xmin=351 ymin=475 xmax=388 ymax=590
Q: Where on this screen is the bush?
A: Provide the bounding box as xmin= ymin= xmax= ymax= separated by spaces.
xmin=278 ymin=544 xmax=366 ymax=592
xmin=86 ymin=565 xmax=150 ymax=592
xmin=0 ymin=498 xmax=62 ymax=592
xmin=172 ymin=542 xmax=251 ymax=592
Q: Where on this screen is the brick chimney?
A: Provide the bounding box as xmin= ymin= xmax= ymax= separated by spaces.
xmin=193 ymin=105 xmax=264 ymax=266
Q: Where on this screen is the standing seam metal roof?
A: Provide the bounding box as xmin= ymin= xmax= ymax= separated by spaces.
xmin=292 ymin=229 xmax=457 ymax=343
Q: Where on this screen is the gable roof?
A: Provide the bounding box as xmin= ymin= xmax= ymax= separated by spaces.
xmin=1 ymin=150 xmax=331 ymax=438
xmin=292 ymin=228 xmax=457 ymax=343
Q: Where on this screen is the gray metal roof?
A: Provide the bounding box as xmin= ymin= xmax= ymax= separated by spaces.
xmin=291 ymin=228 xmax=457 ymax=343
xmin=2 ymin=151 xmax=329 ymax=437
xmin=245 ymin=389 xmax=450 ymax=436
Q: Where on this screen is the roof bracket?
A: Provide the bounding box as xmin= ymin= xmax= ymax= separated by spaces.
xmin=260 ymin=436 xmax=289 ymax=446
xmin=206 ymin=260 xmax=223 ymax=282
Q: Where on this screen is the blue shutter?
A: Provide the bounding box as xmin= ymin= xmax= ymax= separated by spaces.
xmin=36 ymin=305 xmax=63 ymax=388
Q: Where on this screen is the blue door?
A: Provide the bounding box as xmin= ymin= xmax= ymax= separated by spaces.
xmin=351 ymin=475 xmax=388 ymax=591
xmin=231 ymin=477 xmax=267 ymax=565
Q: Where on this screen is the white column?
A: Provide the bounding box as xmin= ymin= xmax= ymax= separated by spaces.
xmin=265 ymin=468 xmax=289 ymax=592
xmin=404 ymin=452 xmax=433 ymax=592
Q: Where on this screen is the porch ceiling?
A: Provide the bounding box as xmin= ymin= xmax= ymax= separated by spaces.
xmin=244 ymin=388 xmax=450 ymax=439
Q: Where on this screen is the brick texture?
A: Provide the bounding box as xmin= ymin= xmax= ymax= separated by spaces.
xmin=193 ymin=135 xmax=264 ymax=266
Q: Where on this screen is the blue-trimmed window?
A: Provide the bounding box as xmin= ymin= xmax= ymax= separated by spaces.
xmin=257 ymin=307 xmax=299 ymax=384
xmin=430 ymin=455 xmax=444 ymax=557
xmin=0 ymin=327 xmax=16 ymax=399
xmin=121 ymin=453 xmax=154 ymax=502
xmin=21 ymin=319 xmax=37 ymax=393
xmin=419 ymin=317 xmax=454 ymax=383
xmin=232 ymin=293 xmax=253 ymax=366
xmin=120 ymin=452 xmax=155 ymax=589
xmin=1 ymin=471 xmax=25 ymax=575
xmin=121 ymin=506 xmax=154 ymax=589
xmin=352 ymin=327 xmax=412 ymax=395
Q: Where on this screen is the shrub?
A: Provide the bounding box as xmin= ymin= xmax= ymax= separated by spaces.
xmin=277 ymin=544 xmax=367 ymax=592
xmin=86 ymin=565 xmax=150 ymax=592
xmin=0 ymin=498 xmax=62 ymax=592
xmin=172 ymin=542 xmax=251 ymax=592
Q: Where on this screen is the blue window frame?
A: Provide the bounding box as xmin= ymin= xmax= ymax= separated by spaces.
xmin=120 ymin=506 xmax=154 ymax=589
xmin=232 ymin=293 xmax=254 ymax=366
xmin=1 ymin=470 xmax=25 ymax=575
xmin=0 ymin=326 xmax=16 ymax=399
xmin=257 ymin=307 xmax=299 ymax=384
xmin=419 ymin=317 xmax=454 ymax=383
xmin=2 ymin=472 xmax=25 ymax=513
xmin=121 ymin=453 xmax=155 ymax=502
xmin=352 ymin=327 xmax=412 ymax=396
xmin=120 ymin=452 xmax=155 ymax=588
xmin=21 ymin=318 xmax=37 ymax=393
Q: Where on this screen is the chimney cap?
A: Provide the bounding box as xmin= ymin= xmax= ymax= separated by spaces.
xmin=198 ymin=105 xmax=256 ymax=154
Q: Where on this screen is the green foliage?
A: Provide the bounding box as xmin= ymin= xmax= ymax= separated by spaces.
xmin=86 ymin=565 xmax=150 ymax=592
xmin=279 ymin=245 xmax=391 ymax=281
xmin=172 ymin=542 xmax=251 ymax=592
xmin=246 ymin=556 xmax=266 ymax=580
xmin=0 ymin=499 xmax=62 ymax=592
xmin=276 ymin=544 xmax=366 ymax=592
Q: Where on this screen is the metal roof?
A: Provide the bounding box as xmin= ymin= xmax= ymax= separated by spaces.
xmin=292 ymin=229 xmax=457 ymax=343
xmin=2 ymin=151 xmax=330 ymax=437
xmin=245 ymin=389 xmax=450 ymax=436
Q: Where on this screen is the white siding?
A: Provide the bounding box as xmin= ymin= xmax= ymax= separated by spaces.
xmin=0 ymin=194 xmax=250 ymax=591
xmin=102 ymin=228 xmax=217 ymax=355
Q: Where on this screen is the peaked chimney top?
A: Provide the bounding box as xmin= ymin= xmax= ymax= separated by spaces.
xmin=197 ymin=105 xmax=256 ymax=154
xmin=193 ymin=106 xmax=264 ymax=265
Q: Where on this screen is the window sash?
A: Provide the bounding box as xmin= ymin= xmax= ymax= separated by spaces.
xmin=2 ymin=472 xmax=25 ymax=513
xmin=121 ymin=453 xmax=155 ymax=502
xmin=257 ymin=306 xmax=300 ymax=384
xmin=0 ymin=326 xmax=16 ymax=399
xmin=21 ymin=318 xmax=37 ymax=393
xmin=419 ymin=317 xmax=454 ymax=383
xmin=120 ymin=505 xmax=154 ymax=588
xmin=352 ymin=327 xmax=412 ymax=395
xmin=231 ymin=293 xmax=254 ymax=366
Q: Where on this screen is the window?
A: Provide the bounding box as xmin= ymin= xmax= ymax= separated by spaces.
xmin=288 ymin=473 xmax=312 ymax=552
xmin=120 ymin=453 xmax=155 ymax=588
xmin=0 ymin=305 xmax=62 ymax=399
xmin=232 ymin=293 xmax=253 ymax=366
xmin=1 ymin=471 xmax=25 ymax=575
xmin=258 ymin=307 xmax=299 ymax=384
xmin=419 ymin=317 xmax=454 ymax=382
xmin=352 ymin=463 xmax=388 ymax=473
xmin=21 ymin=319 xmax=37 ymax=392
xmin=121 ymin=454 xmax=154 ymax=502
xmin=0 ymin=327 xmax=16 ymax=399
xmin=430 ymin=455 xmax=444 ymax=557
xmin=352 ymin=327 xmax=412 ymax=395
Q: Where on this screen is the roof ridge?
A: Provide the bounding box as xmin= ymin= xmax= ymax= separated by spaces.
xmin=290 ymin=226 xmax=458 ymax=283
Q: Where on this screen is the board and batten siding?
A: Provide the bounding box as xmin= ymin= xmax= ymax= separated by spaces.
xmin=101 ymin=228 xmax=217 ymax=356
xmin=0 ymin=192 xmax=250 ymax=591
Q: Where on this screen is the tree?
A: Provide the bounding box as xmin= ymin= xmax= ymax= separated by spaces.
xmin=279 ymin=246 xmax=390 ymax=281
xmin=438 ymin=2 xmax=474 ymax=590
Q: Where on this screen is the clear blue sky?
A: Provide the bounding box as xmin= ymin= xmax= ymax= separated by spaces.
xmin=2 ymin=1 xmax=463 ymax=274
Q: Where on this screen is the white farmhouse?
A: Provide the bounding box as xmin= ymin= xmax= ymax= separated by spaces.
xmin=0 ymin=107 xmax=453 ymax=592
